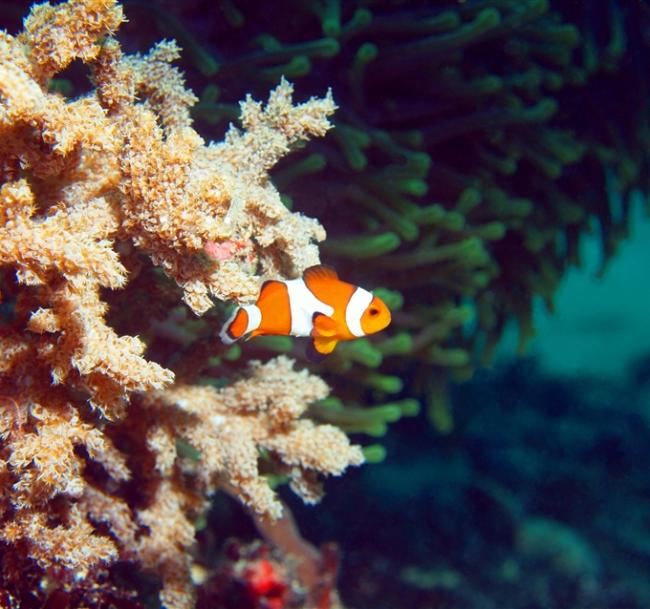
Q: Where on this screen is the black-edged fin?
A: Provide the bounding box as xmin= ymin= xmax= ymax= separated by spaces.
xmin=307 ymin=336 xmax=338 ymax=362
xmin=303 ymin=265 xmax=338 ymax=283
xmin=311 ymin=312 xmax=338 ymax=337
xmin=306 ymin=340 xmax=328 ymax=363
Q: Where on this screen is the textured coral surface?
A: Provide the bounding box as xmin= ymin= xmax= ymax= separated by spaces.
xmin=0 ymin=1 xmax=359 ymax=606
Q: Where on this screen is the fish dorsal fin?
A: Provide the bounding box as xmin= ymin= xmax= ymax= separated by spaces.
xmin=307 ymin=336 xmax=339 ymax=362
xmin=311 ymin=312 xmax=338 ymax=337
xmin=303 ymin=265 xmax=338 ymax=284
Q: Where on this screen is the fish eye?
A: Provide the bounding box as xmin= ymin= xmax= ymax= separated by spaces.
xmin=369 ymin=307 xmax=379 ymax=316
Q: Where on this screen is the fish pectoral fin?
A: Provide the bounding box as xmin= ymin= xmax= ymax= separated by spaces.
xmin=314 ymin=336 xmax=338 ymax=354
xmin=306 ymin=336 xmax=339 ymax=362
xmin=311 ymin=312 xmax=338 ymax=337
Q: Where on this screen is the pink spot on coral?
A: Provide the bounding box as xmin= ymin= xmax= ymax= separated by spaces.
xmin=204 ymin=239 xmax=251 ymax=262
xmin=204 ymin=240 xmax=238 ymax=261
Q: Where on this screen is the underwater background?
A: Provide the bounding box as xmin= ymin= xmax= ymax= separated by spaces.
xmin=1 ymin=0 xmax=649 ymax=607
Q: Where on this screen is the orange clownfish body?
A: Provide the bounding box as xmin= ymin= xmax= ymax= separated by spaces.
xmin=219 ymin=265 xmax=391 ymax=361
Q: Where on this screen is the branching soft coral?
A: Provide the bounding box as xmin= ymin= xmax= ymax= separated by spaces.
xmin=147 ymin=357 xmax=363 ymax=520
xmin=91 ymin=35 xmax=334 ymax=312
xmin=0 ymin=1 xmax=351 ymax=607
xmin=0 ymin=179 xmax=172 ymax=418
xmin=118 ymin=74 xmax=332 ymax=312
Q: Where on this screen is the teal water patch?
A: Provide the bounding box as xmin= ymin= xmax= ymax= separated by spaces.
xmin=499 ymin=191 xmax=650 ymax=379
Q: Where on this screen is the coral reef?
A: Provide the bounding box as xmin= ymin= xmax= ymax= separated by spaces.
xmin=1 ymin=0 xmax=649 ymax=606
xmin=0 ymin=1 xmax=360 ymax=606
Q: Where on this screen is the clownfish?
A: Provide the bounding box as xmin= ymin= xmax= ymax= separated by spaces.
xmin=219 ymin=265 xmax=391 ymax=361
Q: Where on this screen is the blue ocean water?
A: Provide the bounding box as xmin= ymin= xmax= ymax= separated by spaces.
xmin=501 ymin=192 xmax=650 ymax=380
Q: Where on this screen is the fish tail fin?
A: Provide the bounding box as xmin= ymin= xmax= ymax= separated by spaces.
xmin=220 ymin=306 xmax=253 ymax=344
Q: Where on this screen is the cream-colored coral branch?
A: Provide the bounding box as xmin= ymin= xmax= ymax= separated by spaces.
xmin=0 ymin=1 xmax=347 ymax=607
xmin=149 ymin=357 xmax=364 ymax=520
xmin=19 ymin=0 xmax=125 ymax=81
